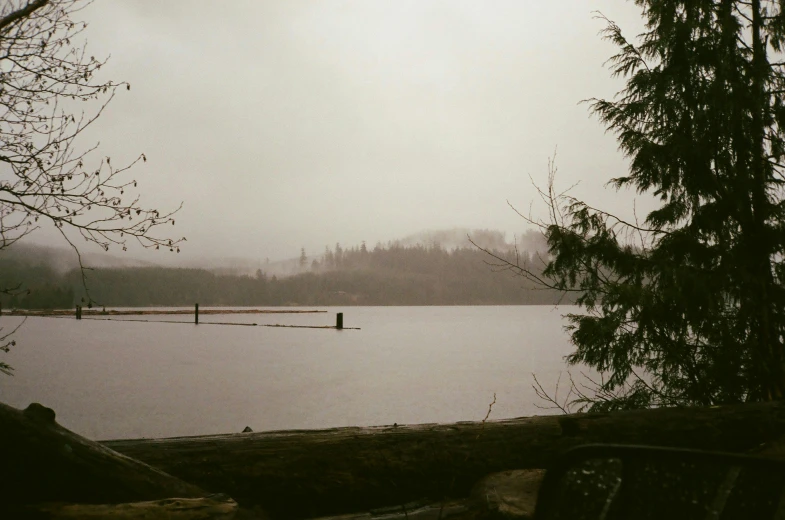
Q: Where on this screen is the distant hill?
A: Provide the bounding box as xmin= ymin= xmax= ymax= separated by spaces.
xmin=0 ymin=230 xmax=563 ymax=308
xmin=0 ymin=242 xmax=157 ymax=272
xmin=253 ymin=228 xmax=549 ymax=279
xmin=396 ymin=228 xmax=506 ymax=251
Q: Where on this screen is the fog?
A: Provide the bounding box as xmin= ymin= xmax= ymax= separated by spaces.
xmin=30 ymin=1 xmax=649 ymax=265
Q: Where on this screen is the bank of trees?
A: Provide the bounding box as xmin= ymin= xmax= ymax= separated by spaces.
xmin=0 ymin=241 xmax=565 ymax=307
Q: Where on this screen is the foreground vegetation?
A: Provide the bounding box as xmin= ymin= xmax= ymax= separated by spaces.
xmin=494 ymin=0 xmax=785 ymax=411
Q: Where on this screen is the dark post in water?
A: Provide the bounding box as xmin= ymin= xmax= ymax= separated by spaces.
xmin=195 ymin=303 xmax=199 ymax=325
xmin=336 ymin=312 xmax=343 ymax=330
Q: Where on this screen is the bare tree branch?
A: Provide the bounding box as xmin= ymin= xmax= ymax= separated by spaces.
xmin=0 ymin=0 xmax=47 ymax=32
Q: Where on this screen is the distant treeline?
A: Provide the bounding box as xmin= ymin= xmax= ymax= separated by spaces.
xmin=0 ymin=243 xmax=567 ymax=308
xmin=0 ymin=260 xmax=76 ymax=310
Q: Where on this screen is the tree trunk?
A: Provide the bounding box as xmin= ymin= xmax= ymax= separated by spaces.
xmin=103 ymin=401 xmax=785 ymax=519
xmin=748 ymin=0 xmax=785 ymax=401
xmin=0 ymin=402 xmax=205 ymax=510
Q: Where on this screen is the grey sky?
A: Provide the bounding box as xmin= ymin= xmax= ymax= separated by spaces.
xmin=42 ymin=1 xmax=649 ymax=264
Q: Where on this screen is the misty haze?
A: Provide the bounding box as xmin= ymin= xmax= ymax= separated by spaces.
xmin=18 ymin=0 xmax=647 ymax=266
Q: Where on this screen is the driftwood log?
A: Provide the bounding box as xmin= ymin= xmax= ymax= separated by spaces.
xmin=0 ymin=402 xmax=205 ymax=510
xmin=13 ymin=495 xmax=240 ymax=520
xmin=104 ymin=401 xmax=785 ymax=519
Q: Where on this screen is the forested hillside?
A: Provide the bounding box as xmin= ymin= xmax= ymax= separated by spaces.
xmin=0 ymin=239 xmax=565 ymax=308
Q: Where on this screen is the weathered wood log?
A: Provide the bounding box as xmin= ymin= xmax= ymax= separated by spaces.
xmin=0 ymin=402 xmax=205 ymax=509
xmin=12 ymin=495 xmax=240 ymax=519
xmin=104 ymin=401 xmax=785 ymax=519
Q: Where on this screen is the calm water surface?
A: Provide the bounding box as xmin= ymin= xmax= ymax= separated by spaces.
xmin=0 ymin=306 xmax=577 ymax=439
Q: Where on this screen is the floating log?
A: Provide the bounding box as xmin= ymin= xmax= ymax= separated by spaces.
xmin=6 ymin=308 xmax=327 ymax=317
xmin=260 ymin=323 xmax=360 ymax=330
xmin=83 ymin=317 xmax=260 ymax=327
xmin=104 ymin=401 xmax=785 ymax=519
xmin=0 ymin=402 xmax=205 ymax=511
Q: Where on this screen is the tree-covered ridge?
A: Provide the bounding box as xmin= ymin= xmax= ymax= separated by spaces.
xmin=0 ymin=241 xmax=564 ymax=308
xmin=0 ymin=258 xmax=74 ymax=310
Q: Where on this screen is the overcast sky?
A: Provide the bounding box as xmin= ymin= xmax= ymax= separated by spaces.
xmin=37 ymin=0 xmax=650 ymax=264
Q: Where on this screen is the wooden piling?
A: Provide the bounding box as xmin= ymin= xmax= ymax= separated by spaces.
xmin=194 ymin=303 xmax=199 ymax=325
xmin=336 ymin=312 xmax=343 ymax=330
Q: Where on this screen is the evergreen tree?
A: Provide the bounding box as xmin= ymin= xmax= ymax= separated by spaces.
xmin=324 ymin=246 xmax=335 ymax=270
xmin=334 ymin=243 xmax=343 ymax=268
xmin=515 ymin=1 xmax=785 ymax=410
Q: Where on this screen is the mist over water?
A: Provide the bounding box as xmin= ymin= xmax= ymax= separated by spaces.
xmin=0 ymin=306 xmax=576 ymax=439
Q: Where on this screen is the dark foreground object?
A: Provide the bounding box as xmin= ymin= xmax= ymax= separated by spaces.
xmin=0 ymin=402 xmax=204 ymax=508
xmin=535 ymin=444 xmax=785 ymax=520
xmin=103 ymin=401 xmax=785 ymax=519
xmin=16 ymin=495 xmax=240 ymax=519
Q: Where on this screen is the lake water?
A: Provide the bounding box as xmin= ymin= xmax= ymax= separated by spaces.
xmin=0 ymin=305 xmax=578 ymax=440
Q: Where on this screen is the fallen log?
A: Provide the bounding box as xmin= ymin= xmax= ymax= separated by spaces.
xmin=0 ymin=402 xmax=205 ymax=509
xmin=12 ymin=495 xmax=240 ymax=520
xmin=104 ymin=401 xmax=785 ymax=519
